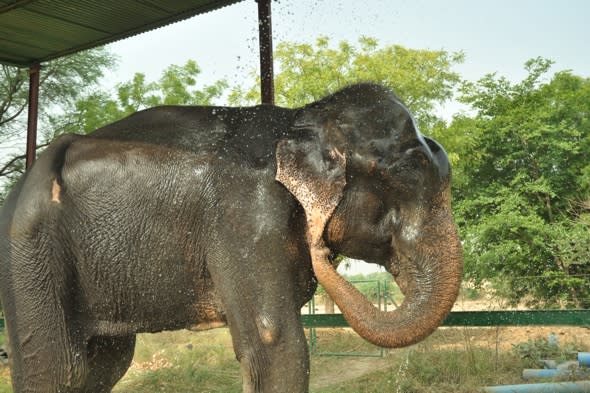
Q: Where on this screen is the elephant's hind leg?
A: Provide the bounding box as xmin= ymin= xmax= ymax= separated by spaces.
xmin=3 ymin=267 xmax=88 ymax=392
xmin=79 ymin=335 xmax=136 ymax=393
xmin=5 ymin=311 xmax=89 ymax=393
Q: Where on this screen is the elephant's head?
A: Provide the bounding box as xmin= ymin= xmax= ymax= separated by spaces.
xmin=276 ymin=83 xmax=463 ymax=348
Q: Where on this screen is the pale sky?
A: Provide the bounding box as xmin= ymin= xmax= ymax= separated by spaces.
xmin=105 ymin=0 xmax=590 ymax=106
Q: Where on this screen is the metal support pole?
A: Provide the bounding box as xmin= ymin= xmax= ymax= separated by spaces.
xmin=256 ymin=0 xmax=274 ymax=105
xmin=26 ymin=64 xmax=40 ymax=169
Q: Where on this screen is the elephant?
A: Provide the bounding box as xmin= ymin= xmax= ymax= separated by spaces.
xmin=0 ymin=83 xmax=463 ymax=393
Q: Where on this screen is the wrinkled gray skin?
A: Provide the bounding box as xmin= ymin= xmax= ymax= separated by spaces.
xmin=0 ymin=84 xmax=462 ymax=393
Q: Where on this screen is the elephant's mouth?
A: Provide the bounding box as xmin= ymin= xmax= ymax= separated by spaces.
xmin=317 ymin=199 xmax=463 ymax=348
xmin=384 ymin=233 xmax=412 ymax=290
xmin=384 ymin=252 xmax=414 ymax=299
xmin=325 ymin=209 xmax=393 ymax=265
xmin=338 ymin=238 xmax=392 ymax=265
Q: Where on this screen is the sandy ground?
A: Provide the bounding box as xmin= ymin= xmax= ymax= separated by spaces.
xmin=307 ymin=325 xmax=590 ymax=390
xmin=306 ymin=296 xmax=590 ymax=389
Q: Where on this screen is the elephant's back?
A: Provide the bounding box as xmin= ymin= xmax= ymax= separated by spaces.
xmin=58 ymin=135 xmax=219 ymax=221
xmin=91 ymin=105 xmax=229 ymax=152
xmin=89 ymin=104 xmax=297 ymax=168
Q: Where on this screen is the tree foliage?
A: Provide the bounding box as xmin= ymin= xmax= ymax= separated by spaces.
xmin=0 ymin=47 xmax=116 ymax=185
xmin=55 ymin=60 xmax=228 ymax=136
xmin=230 ymin=36 xmax=464 ymax=132
xmin=0 ymin=47 xmax=116 ymax=140
xmin=451 ymin=58 xmax=590 ymax=308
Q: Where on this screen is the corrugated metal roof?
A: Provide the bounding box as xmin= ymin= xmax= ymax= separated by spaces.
xmin=0 ymin=0 xmax=243 ymax=67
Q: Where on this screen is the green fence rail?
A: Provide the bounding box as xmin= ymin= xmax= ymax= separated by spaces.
xmin=301 ymin=309 xmax=590 ymax=328
xmin=0 ymin=311 xmax=587 ymax=332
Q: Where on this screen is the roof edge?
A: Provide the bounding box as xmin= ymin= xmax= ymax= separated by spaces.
xmin=1 ymin=0 xmax=243 ymax=68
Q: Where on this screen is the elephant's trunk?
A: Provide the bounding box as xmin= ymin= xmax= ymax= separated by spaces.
xmin=313 ymin=194 xmax=462 ymax=348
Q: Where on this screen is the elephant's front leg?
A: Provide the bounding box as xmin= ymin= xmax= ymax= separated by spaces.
xmin=208 ymin=243 xmax=311 ymax=392
xmin=233 ymin=308 xmax=309 ymax=393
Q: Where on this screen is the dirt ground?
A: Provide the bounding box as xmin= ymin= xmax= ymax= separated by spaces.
xmin=308 ymin=325 xmax=590 ymax=390
xmin=306 ymin=295 xmax=590 ymax=390
xmin=439 ymin=325 xmax=590 ymax=352
xmin=0 ymin=296 xmax=587 ymax=391
xmin=0 ymin=325 xmax=587 ymax=392
xmin=311 ymin=356 xmax=393 ymax=390
xmin=448 ymin=294 xmax=589 ymax=351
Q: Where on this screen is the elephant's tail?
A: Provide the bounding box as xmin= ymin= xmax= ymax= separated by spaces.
xmin=3 ymin=133 xmax=80 ymax=237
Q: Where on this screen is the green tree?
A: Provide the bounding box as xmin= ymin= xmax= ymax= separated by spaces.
xmin=55 ymin=60 xmax=228 ymax=136
xmin=230 ymin=36 xmax=464 ymax=132
xmin=0 ymin=47 xmax=116 ymax=139
xmin=452 ymin=58 xmax=590 ymax=308
xmin=0 ymin=47 xmax=117 ymax=185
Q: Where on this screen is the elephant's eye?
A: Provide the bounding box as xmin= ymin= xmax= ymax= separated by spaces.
xmin=412 ymin=149 xmax=429 ymax=162
xmin=368 ymin=141 xmax=380 ymax=153
xmin=368 ymin=139 xmax=390 ymax=156
xmin=403 ymin=146 xmax=430 ymax=168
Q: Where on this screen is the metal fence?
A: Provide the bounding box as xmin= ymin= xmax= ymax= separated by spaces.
xmin=302 ymin=309 xmax=590 ymax=328
xmin=302 ymin=279 xmax=590 ymax=357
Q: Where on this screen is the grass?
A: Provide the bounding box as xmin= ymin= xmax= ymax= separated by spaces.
xmin=0 ymin=368 xmax=10 ymax=393
xmin=0 ymin=327 xmax=587 ymax=392
xmin=310 ymin=328 xmax=384 ymax=355
xmin=114 ymin=329 xmax=241 ymax=393
xmin=311 ymin=328 xmax=525 ymax=393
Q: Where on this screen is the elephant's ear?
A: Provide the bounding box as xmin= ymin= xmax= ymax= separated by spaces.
xmin=275 ymin=139 xmax=346 ymax=245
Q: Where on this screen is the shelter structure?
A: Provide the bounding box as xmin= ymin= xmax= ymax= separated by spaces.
xmin=0 ymin=0 xmax=275 ymax=168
